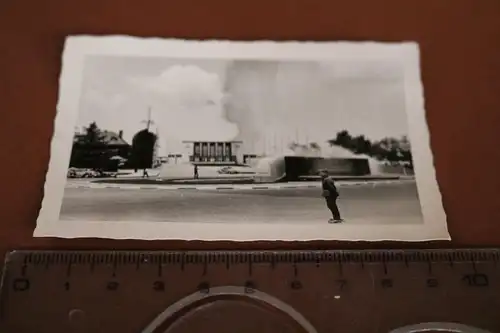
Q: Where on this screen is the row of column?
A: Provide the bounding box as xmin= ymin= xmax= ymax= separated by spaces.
xmin=192 ymin=142 xmax=233 ymax=162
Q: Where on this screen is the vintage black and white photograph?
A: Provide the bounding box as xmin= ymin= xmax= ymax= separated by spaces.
xmin=35 ymin=37 xmax=449 ymax=240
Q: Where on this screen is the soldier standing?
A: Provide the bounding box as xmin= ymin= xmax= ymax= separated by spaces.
xmin=194 ymin=165 xmax=199 ymax=179
xmin=319 ymin=169 xmax=344 ymax=223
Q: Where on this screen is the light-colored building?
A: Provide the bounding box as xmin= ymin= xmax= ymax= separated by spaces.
xmin=177 ymin=141 xmax=244 ymax=165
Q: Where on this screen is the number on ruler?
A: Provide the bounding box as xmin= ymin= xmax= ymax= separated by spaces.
xmin=290 ymin=280 xmax=302 ymax=290
xmin=197 ymin=282 xmax=210 ymax=294
xmin=336 ymin=279 xmax=347 ymax=290
xmin=153 ymin=281 xmax=165 ymax=291
xmin=12 ymin=278 xmax=30 ymax=292
xmin=244 ymin=281 xmax=256 ymax=294
xmin=426 ymin=278 xmax=439 ymax=288
xmin=381 ymin=278 xmax=393 ymax=289
xmin=462 ymin=274 xmax=489 ymax=287
xmin=106 ymin=281 xmax=119 ymax=291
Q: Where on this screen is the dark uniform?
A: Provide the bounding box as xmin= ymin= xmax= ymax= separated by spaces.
xmin=322 ymin=176 xmax=342 ymax=221
xmin=194 ymin=165 xmax=199 ymax=179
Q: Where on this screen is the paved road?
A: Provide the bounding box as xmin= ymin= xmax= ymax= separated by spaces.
xmin=59 ymin=181 xmax=424 ymax=225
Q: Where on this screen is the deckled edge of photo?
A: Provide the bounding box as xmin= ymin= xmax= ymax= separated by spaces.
xmin=33 ymin=35 xmax=450 ymax=241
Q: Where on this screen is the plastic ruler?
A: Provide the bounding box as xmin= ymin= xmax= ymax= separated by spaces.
xmin=0 ymin=249 xmax=498 ymax=333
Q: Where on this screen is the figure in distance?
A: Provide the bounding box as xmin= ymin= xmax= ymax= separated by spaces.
xmin=319 ymin=169 xmax=344 ymax=224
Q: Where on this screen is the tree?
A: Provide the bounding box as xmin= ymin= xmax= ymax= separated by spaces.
xmin=130 ymin=129 xmax=157 ymax=169
xmin=70 ymin=122 xmax=110 ymax=169
xmin=327 ymin=130 xmax=413 ymax=165
xmin=350 ymin=135 xmax=372 ymax=155
xmin=328 ymin=130 xmax=352 ymax=148
xmin=397 ymin=135 xmax=413 ymax=167
xmin=328 ymin=130 xmax=371 ymax=155
xmin=82 ymin=122 xmax=104 ymax=145
xmin=369 ymin=142 xmax=388 ymax=161
xmin=309 ymin=142 xmax=320 ymax=150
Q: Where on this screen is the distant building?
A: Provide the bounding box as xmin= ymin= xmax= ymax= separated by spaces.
xmin=181 ymin=141 xmax=244 ymax=165
xmin=166 ymin=154 xmax=183 ymax=164
xmin=73 ymin=130 xmax=130 ymax=151
xmin=243 ymin=154 xmax=260 ymax=164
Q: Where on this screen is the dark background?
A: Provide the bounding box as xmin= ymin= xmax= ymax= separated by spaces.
xmin=0 ymin=0 xmax=499 ymax=255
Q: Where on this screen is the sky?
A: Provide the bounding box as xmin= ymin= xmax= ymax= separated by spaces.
xmin=76 ymin=55 xmax=409 ymax=156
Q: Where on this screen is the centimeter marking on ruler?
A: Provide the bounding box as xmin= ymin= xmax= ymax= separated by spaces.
xmin=4 ymin=249 xmax=499 ymax=290
xmin=9 ymin=249 xmax=500 ymax=266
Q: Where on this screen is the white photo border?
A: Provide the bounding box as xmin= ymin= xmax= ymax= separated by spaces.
xmin=34 ymin=36 xmax=450 ymax=241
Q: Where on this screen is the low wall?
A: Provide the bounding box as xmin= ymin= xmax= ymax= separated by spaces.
xmin=249 ymin=156 xmax=286 ymax=182
xmin=157 ymin=156 xmax=371 ymax=183
xmin=377 ymin=164 xmax=415 ymax=176
xmin=284 ymin=156 xmax=370 ymax=181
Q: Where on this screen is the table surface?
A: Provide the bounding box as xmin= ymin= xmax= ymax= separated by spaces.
xmin=0 ymin=0 xmax=500 ymax=255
